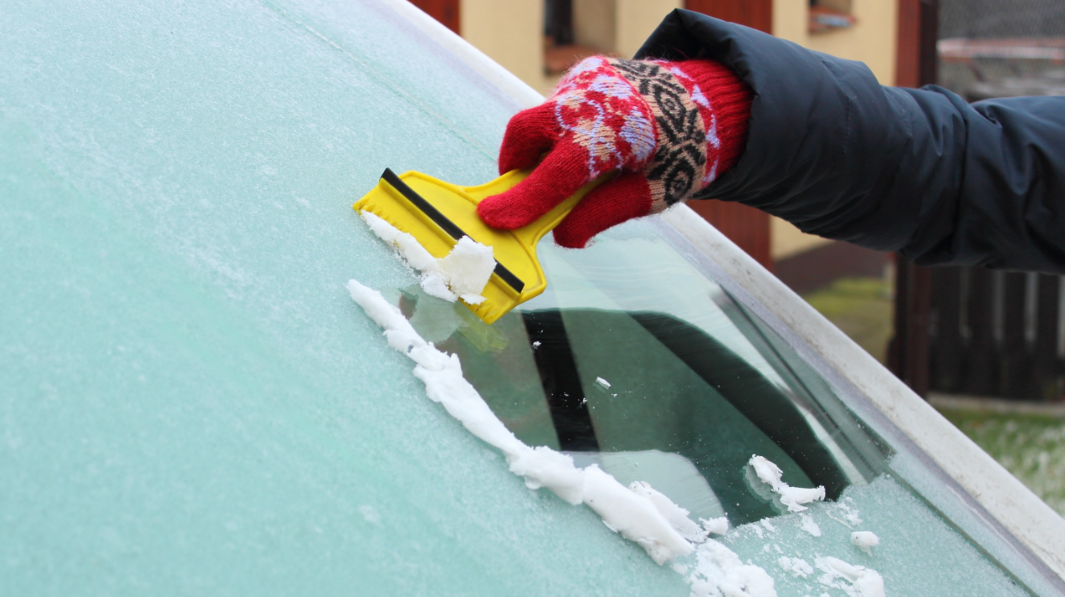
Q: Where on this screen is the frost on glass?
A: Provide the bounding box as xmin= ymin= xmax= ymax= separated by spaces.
xmin=425 ymin=219 xmax=1051 ymax=596
xmin=0 ymin=0 xmax=689 ymax=594
xmin=0 ymin=0 xmax=1055 ymax=595
xmin=263 ymin=0 xmax=521 ymax=154
xmin=720 ymin=476 xmax=1028 ymax=596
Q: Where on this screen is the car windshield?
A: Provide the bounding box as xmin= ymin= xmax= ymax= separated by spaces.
xmin=406 ymin=229 xmax=884 ymax=523
xmin=402 ymin=219 xmax=1057 ymax=596
xmin=2 ymin=0 xmax=1060 ymax=595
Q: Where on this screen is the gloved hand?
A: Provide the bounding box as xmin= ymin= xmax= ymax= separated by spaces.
xmin=477 ymin=56 xmax=752 ymax=248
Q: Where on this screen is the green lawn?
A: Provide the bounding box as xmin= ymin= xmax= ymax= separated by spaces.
xmin=936 ymin=407 xmax=1065 ymax=517
xmin=801 ymin=277 xmax=1065 ymax=517
xmin=802 ymin=277 xmax=893 ymax=363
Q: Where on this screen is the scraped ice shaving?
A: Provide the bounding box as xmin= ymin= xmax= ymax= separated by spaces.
xmin=507 ymin=445 xmax=584 ymax=504
xmin=348 ymin=279 xmax=799 ymax=593
xmin=595 ymin=376 xmax=611 ymax=388
xmin=360 ymin=211 xmax=494 ymax=304
xmin=700 ymin=517 xmax=729 ymax=536
xmin=439 ymin=236 xmax=496 ymax=303
xmin=583 ymin=468 xmax=695 ymax=564
xmin=760 ymin=519 xmax=776 ymax=533
xmin=826 ymin=498 xmax=863 ymax=528
xmin=839 ymin=499 xmax=863 ymax=526
xmin=800 ymin=514 xmax=821 ymax=537
xmin=360 ymin=211 xmax=448 ymax=298
xmin=748 ymin=455 xmax=825 ymax=512
xmin=686 ymin=540 xmax=778 ymax=597
xmin=851 ymin=531 xmax=879 ymax=555
xmin=778 ymin=556 xmax=814 ymax=578
xmin=630 ymin=481 xmax=708 ymax=543
xmin=347 ymin=279 xmax=692 ymax=565
xmin=816 ymin=557 xmax=885 ymax=597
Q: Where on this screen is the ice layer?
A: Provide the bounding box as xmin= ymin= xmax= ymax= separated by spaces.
xmin=360 ymin=211 xmax=494 ymax=304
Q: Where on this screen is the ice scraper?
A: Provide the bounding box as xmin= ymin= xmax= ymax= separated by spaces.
xmin=354 ymin=169 xmax=603 ymax=325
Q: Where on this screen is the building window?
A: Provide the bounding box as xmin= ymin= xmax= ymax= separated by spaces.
xmin=543 ymin=0 xmax=617 ymax=75
xmin=809 ymin=0 xmax=856 ymax=33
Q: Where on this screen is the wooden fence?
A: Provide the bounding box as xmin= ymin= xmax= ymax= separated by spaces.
xmin=926 ymin=267 xmax=1065 ymax=400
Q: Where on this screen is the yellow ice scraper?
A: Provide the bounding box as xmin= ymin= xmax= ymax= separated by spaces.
xmin=354 ymin=169 xmax=604 ymax=325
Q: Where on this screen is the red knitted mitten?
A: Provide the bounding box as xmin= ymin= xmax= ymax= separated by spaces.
xmin=477 ymin=56 xmax=753 ymax=248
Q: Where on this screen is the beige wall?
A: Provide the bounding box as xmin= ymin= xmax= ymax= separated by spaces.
xmin=461 ymin=0 xmax=544 ymax=88
xmin=770 ymin=0 xmax=897 ymax=260
xmin=769 ymin=218 xmax=826 ymax=261
xmin=773 ymin=0 xmax=898 ymax=85
xmin=461 ymin=0 xmax=679 ymax=94
xmin=573 ymin=0 xmax=682 ymax=57
xmin=615 ymin=0 xmax=682 ymax=58
xmin=573 ymin=0 xmax=617 ymax=50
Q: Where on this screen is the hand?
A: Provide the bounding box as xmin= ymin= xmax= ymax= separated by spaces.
xmin=477 ymin=56 xmax=751 ymax=248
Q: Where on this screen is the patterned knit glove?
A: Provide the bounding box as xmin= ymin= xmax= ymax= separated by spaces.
xmin=477 ymin=56 xmax=752 ymax=248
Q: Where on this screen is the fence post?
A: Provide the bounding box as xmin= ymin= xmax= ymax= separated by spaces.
xmin=1001 ymin=272 xmax=1033 ymax=398
xmin=965 ymin=268 xmax=999 ymax=395
xmin=1035 ymin=275 xmax=1063 ymax=401
xmin=929 ymin=267 xmax=963 ymax=392
xmin=889 ymin=258 xmax=931 ymax=396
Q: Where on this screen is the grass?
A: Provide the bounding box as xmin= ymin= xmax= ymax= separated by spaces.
xmin=802 ymin=277 xmax=894 ymax=363
xmin=801 ymin=276 xmax=1065 ymax=517
xmin=936 ymin=407 xmax=1065 ymax=516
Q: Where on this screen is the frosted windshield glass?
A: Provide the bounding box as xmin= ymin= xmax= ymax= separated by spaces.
xmin=1 ymin=0 xmax=1058 ymax=595
xmin=421 ymin=219 xmax=1055 ymax=595
xmin=0 ymin=0 xmax=684 ymax=594
xmin=264 ymin=0 xmax=523 ymax=150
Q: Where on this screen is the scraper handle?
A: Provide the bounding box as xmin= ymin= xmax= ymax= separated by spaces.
xmin=464 ymin=170 xmax=612 ymax=247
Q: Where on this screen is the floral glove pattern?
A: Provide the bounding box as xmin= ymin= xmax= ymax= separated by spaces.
xmin=477 ymin=56 xmax=752 ymax=248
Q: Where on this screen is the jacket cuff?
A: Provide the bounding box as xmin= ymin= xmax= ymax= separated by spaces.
xmin=671 ymin=59 xmax=752 ymax=185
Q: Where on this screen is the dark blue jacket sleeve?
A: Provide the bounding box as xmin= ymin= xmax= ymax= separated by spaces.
xmin=636 ymin=9 xmax=1065 ymax=274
